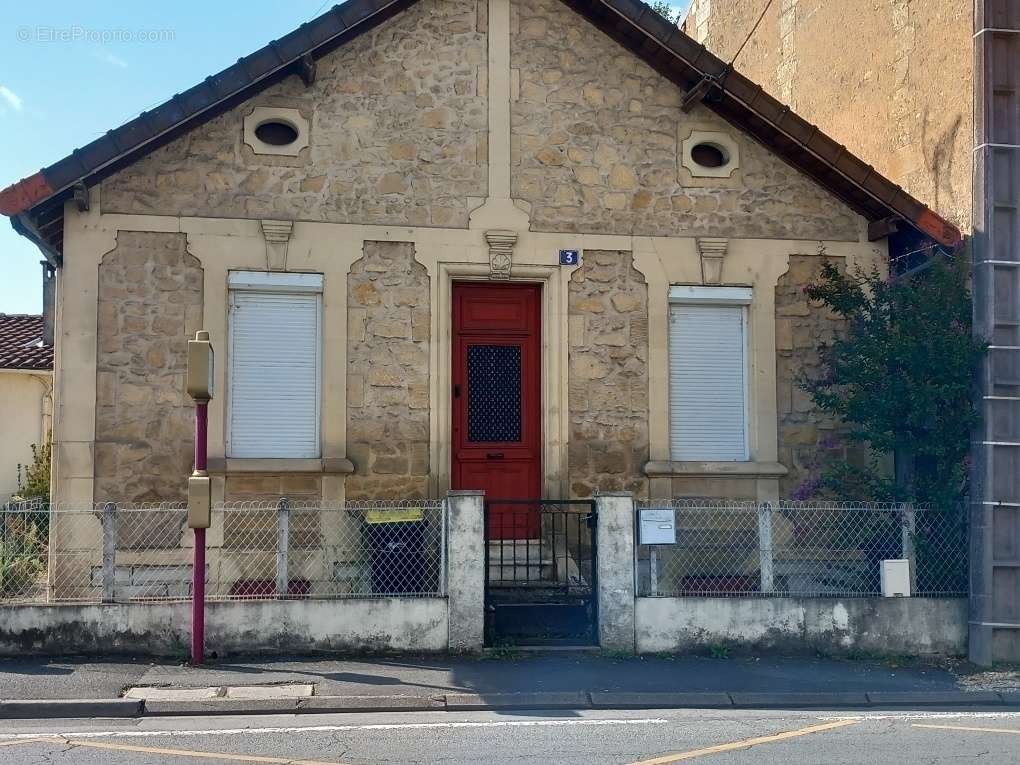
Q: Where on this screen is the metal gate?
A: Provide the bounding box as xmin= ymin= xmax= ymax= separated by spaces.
xmin=483 ymin=499 xmax=597 ymax=647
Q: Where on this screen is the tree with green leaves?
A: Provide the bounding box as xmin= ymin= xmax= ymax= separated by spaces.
xmin=649 ymin=1 xmax=683 ymax=25
xmin=801 ymin=257 xmax=985 ymax=511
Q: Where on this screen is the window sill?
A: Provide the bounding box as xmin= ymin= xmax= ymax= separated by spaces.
xmin=208 ymin=458 xmax=355 ymax=474
xmin=643 ymin=460 xmax=788 ymax=478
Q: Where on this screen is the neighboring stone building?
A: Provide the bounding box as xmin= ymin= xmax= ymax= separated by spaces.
xmin=1 ymin=0 xmax=961 ymax=512
xmin=683 ymin=0 xmax=973 ymax=236
xmin=0 ymin=314 xmax=53 ymax=502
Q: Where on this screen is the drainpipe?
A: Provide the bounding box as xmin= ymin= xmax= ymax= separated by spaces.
xmin=41 ymin=262 xmax=55 ymax=347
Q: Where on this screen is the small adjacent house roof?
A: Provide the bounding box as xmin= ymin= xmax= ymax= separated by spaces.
xmin=0 ymin=315 xmax=53 ymax=371
xmin=0 ymin=0 xmax=962 ymax=259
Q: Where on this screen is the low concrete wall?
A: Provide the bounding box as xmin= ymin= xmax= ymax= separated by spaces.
xmin=0 ymin=598 xmax=449 ymax=657
xmin=635 ymin=597 xmax=967 ymax=656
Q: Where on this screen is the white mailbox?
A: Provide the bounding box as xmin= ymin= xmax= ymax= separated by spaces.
xmin=880 ymin=559 xmax=911 ymax=597
xmin=639 ymin=507 xmax=676 ymax=545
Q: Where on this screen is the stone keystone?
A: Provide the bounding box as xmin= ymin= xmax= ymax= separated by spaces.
xmin=697 ymin=237 xmax=728 ymax=285
xmin=485 ymin=229 xmax=518 ymax=280
xmin=261 ymin=219 xmax=294 ymax=271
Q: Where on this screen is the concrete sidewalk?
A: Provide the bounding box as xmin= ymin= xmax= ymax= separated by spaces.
xmin=0 ymin=653 xmax=1011 ymax=718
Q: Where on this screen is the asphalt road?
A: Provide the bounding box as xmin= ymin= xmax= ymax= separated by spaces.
xmin=2 ymin=707 xmax=1020 ymax=764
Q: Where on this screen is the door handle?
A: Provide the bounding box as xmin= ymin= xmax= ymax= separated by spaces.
xmin=486 ymin=452 xmax=504 ymax=459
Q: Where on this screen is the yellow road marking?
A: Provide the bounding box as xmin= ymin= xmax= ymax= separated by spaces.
xmin=626 ymin=719 xmax=859 ymax=764
xmin=914 ymin=723 xmax=1020 ymax=735
xmin=1 ymin=736 xmax=352 ymax=765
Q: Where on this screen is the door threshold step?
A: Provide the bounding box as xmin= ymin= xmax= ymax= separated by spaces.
xmin=509 ymin=645 xmax=601 ymax=652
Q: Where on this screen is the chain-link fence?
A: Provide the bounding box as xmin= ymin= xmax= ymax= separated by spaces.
xmin=635 ymin=500 xmax=967 ymax=598
xmin=0 ymin=498 xmax=446 ymax=604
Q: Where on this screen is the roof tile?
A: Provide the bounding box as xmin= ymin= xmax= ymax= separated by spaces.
xmin=0 ymin=315 xmax=53 ymax=371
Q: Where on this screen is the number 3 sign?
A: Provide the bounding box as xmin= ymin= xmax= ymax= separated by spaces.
xmin=559 ymin=249 xmax=580 ymax=266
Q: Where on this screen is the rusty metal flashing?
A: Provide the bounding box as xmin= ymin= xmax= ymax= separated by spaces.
xmin=1 ymin=0 xmax=961 ymax=254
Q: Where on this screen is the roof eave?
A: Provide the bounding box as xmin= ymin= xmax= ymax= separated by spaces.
xmin=0 ymin=0 xmax=963 ymax=254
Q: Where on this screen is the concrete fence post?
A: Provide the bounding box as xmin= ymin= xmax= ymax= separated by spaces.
xmin=445 ymin=490 xmax=485 ymax=653
xmin=757 ymin=501 xmax=775 ymax=594
xmin=101 ymin=502 xmax=117 ymax=603
xmin=901 ymin=503 xmax=917 ymax=594
xmin=595 ymin=492 xmax=636 ymax=653
xmin=276 ymin=497 xmax=289 ymax=598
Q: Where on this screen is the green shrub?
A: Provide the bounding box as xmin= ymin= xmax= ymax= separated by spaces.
xmin=14 ymin=438 xmax=50 ymax=505
xmin=0 ymin=517 xmax=46 ymax=598
xmin=800 ymin=257 xmax=985 ymax=510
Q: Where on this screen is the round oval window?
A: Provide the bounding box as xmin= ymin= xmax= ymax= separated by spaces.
xmin=691 ymin=142 xmax=728 ymax=169
xmin=255 ymin=120 xmax=299 ymax=146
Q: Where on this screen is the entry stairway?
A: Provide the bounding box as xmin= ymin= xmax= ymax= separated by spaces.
xmin=487 ymin=539 xmax=584 ymax=586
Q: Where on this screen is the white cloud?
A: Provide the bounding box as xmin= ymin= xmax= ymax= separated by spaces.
xmin=94 ymin=48 xmax=128 ymax=68
xmin=0 ymin=85 xmax=23 ymax=112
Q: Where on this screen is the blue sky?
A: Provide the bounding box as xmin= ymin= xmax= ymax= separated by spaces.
xmin=0 ymin=1 xmax=689 ymax=315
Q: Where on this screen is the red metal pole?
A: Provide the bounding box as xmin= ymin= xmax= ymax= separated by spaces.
xmin=192 ymin=401 xmax=208 ymax=665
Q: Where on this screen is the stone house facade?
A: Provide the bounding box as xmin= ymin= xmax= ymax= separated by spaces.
xmin=1 ymin=0 xmax=962 ymax=510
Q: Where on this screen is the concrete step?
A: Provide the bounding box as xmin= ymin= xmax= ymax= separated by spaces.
xmin=487 ymin=539 xmax=552 ymax=565
xmin=488 ymin=562 xmax=555 ymax=583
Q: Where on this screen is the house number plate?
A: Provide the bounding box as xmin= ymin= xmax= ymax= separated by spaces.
xmin=559 ymin=249 xmax=580 ymax=266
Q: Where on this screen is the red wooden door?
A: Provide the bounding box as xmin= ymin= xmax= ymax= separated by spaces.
xmin=451 ymin=282 xmax=542 ymax=539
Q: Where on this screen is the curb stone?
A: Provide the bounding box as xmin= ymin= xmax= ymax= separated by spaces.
xmin=2 ymin=691 xmax=1016 ymax=719
xmin=0 ymin=699 xmax=143 ymax=720
xmin=299 ymin=695 xmax=444 ymax=713
xmin=143 ymin=698 xmax=303 ymax=716
xmin=444 ymin=692 xmax=589 ymax=711
xmin=729 ymin=692 xmax=871 ymax=708
xmin=590 ymin=692 xmax=733 ymax=709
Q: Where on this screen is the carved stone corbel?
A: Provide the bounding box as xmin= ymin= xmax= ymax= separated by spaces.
xmin=697 ymin=237 xmax=729 ymax=284
xmin=261 ymin=220 xmax=294 ymax=271
xmin=485 ymin=229 xmax=518 ymax=280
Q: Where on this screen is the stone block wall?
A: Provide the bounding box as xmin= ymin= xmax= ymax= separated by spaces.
xmin=100 ymin=0 xmax=487 ymax=228
xmin=509 ymin=0 xmax=860 ymax=241
xmin=775 ymin=254 xmax=855 ymax=497
xmin=94 ymin=231 xmax=203 ymax=504
xmin=223 ymin=475 xmax=323 ymax=504
xmin=346 ymin=241 xmax=430 ymax=499
xmin=568 ymin=250 xmax=648 ymax=497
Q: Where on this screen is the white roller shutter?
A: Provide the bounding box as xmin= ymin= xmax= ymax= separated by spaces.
xmin=669 ymin=302 xmax=748 ymax=461
xmin=228 ymin=286 xmax=321 ymax=458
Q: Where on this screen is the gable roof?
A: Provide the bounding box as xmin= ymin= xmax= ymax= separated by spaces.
xmin=0 ymin=0 xmax=962 ymax=257
xmin=0 ymin=315 xmax=53 ymax=371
